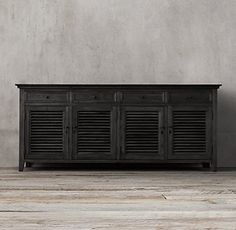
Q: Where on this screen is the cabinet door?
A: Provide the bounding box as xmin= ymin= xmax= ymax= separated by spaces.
xmin=168 ymin=106 xmax=212 ymax=159
xmin=72 ymin=105 xmax=116 ymax=160
xmin=120 ymin=106 xmax=164 ymax=160
xmin=25 ymin=106 xmax=69 ymax=160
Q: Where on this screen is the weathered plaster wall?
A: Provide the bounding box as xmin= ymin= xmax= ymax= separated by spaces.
xmin=0 ymin=0 xmax=235 ymax=167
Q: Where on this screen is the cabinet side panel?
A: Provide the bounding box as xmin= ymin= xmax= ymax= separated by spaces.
xmin=19 ymin=89 xmax=25 ymax=171
xmin=212 ymin=89 xmax=218 ymax=171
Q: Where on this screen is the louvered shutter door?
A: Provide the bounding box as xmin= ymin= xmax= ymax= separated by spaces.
xmin=168 ymin=106 xmax=211 ymax=159
xmin=26 ymin=106 xmax=68 ymax=159
xmin=73 ymin=106 xmax=116 ymax=160
xmin=121 ymin=107 xmax=164 ymax=160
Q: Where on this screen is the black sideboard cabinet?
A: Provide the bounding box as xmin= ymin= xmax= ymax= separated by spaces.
xmin=16 ymin=84 xmax=221 ymax=171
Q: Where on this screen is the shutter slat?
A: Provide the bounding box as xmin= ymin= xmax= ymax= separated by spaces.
xmin=29 ymin=111 xmax=64 ymax=155
xmin=125 ymin=111 xmax=159 ymax=155
xmin=173 ymin=110 xmax=207 ymax=153
xmin=77 ymin=111 xmax=111 ymax=154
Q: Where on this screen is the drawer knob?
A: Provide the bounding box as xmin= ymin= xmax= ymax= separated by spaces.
xmin=186 ymin=96 xmax=194 ymax=100
xmin=46 ymin=96 xmax=50 ymax=99
xmin=93 ymin=96 xmax=97 ymax=99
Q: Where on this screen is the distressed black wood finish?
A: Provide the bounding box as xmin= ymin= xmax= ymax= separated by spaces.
xmin=72 ymin=105 xmax=117 ymax=160
xmin=16 ymin=84 xmax=221 ymax=171
xmin=168 ymin=106 xmax=212 ymax=160
xmin=120 ymin=106 xmax=164 ymax=160
xmin=25 ymin=106 xmax=69 ymax=160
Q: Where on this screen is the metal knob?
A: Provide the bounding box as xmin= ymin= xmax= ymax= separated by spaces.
xmin=161 ymin=127 xmax=165 ymax=134
xmin=168 ymin=127 xmax=173 ymax=134
xmin=186 ymin=96 xmax=194 ymax=100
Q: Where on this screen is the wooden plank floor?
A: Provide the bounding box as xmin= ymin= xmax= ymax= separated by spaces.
xmin=0 ymin=168 xmax=236 ymax=229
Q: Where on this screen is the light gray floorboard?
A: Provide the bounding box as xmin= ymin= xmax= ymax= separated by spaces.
xmin=0 ymin=168 xmax=236 ymax=229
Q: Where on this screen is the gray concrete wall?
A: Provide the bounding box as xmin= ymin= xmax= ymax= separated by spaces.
xmin=0 ymin=0 xmax=235 ymax=167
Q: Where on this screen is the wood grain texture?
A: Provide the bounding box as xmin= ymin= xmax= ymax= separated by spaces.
xmin=0 ymin=168 xmax=235 ymax=229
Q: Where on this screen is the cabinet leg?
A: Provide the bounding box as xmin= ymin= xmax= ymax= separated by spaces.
xmin=210 ymin=161 xmax=217 ymax=172
xmin=19 ymin=160 xmax=25 ymax=172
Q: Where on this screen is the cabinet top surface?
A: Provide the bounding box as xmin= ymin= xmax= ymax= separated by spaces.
xmin=16 ymin=83 xmax=222 ymax=89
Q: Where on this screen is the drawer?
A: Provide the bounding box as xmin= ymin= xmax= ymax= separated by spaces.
xmin=26 ymin=91 xmax=68 ymax=102
xmin=169 ymin=90 xmax=211 ymax=103
xmin=73 ymin=91 xmax=115 ymax=103
xmin=122 ymin=91 xmax=164 ymax=104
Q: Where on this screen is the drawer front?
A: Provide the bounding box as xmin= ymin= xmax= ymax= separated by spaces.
xmin=26 ymin=91 xmax=68 ymax=102
xmin=122 ymin=91 xmax=164 ymax=104
xmin=73 ymin=91 xmax=115 ymax=103
xmin=169 ymin=90 xmax=211 ymax=104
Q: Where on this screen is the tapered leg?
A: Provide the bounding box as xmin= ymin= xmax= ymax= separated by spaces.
xmin=19 ymin=160 xmax=24 ymax=172
xmin=210 ymin=161 xmax=217 ymax=172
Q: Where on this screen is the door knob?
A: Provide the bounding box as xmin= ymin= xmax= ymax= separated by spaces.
xmin=160 ymin=127 xmax=165 ymax=134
